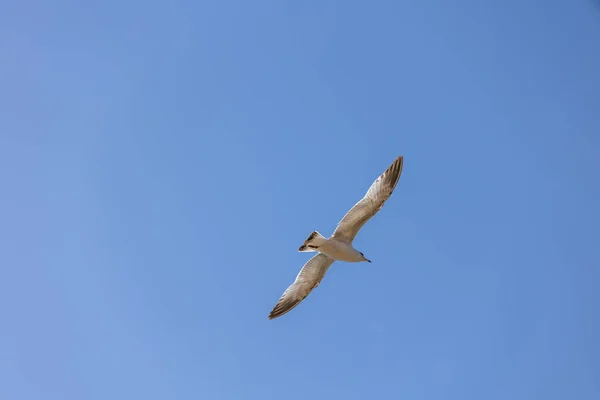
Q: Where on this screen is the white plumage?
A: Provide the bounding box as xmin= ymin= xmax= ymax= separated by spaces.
xmin=269 ymin=156 xmax=404 ymax=320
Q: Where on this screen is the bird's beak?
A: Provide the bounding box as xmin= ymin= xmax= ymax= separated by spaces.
xmin=366 ymin=258 xmax=372 ymax=263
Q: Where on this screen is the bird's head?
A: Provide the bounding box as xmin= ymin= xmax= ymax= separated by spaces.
xmin=360 ymin=252 xmax=371 ymax=263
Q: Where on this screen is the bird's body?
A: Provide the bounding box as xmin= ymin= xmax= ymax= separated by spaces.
xmin=314 ymin=238 xmax=367 ymax=263
xmin=298 ymin=230 xmax=369 ymax=263
xmin=268 ymin=155 xmax=404 ymax=320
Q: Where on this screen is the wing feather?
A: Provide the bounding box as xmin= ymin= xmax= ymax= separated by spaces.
xmin=268 ymin=253 xmax=335 ymax=320
xmin=331 ymin=156 xmax=403 ymax=243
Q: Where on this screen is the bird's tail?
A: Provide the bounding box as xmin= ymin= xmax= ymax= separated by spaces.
xmin=298 ymin=231 xmax=327 ymax=252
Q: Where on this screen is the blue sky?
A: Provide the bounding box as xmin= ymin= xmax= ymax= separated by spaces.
xmin=1 ymin=0 xmax=599 ymax=399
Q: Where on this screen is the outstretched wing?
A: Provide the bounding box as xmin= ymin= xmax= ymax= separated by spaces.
xmin=268 ymin=253 xmax=335 ymax=320
xmin=331 ymin=156 xmax=403 ymax=243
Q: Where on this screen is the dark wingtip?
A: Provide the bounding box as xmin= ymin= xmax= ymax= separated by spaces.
xmin=395 ymin=155 xmax=404 ymax=172
xmin=268 ymin=309 xmax=279 ymax=319
xmin=390 ymin=155 xmax=404 ymax=186
xmin=268 ymin=306 xmax=286 ymax=320
xmin=268 ymin=296 xmax=303 ymax=320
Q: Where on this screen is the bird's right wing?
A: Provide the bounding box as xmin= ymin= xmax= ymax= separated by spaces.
xmin=268 ymin=253 xmax=335 ymax=320
xmin=331 ymin=155 xmax=403 ymax=243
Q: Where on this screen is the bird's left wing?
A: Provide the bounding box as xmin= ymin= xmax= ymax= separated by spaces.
xmin=268 ymin=253 xmax=335 ymax=320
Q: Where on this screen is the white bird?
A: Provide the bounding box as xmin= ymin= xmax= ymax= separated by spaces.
xmin=268 ymin=155 xmax=404 ymax=319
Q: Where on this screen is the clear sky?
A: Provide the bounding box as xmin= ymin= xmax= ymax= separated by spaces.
xmin=1 ymin=0 xmax=599 ymax=399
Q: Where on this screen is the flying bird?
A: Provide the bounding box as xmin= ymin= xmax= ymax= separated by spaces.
xmin=268 ymin=155 xmax=404 ymax=319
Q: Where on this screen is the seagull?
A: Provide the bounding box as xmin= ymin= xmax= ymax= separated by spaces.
xmin=268 ymin=155 xmax=404 ymax=319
